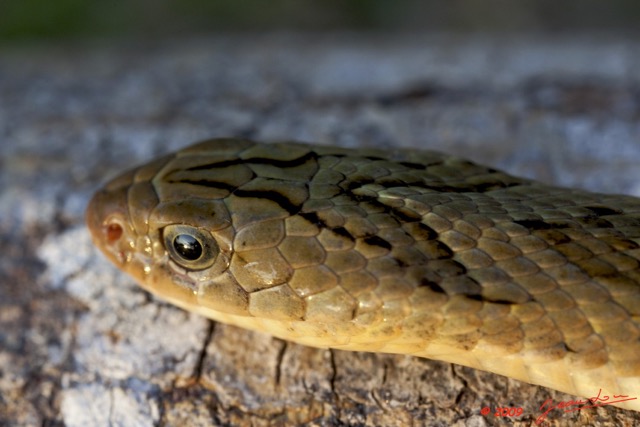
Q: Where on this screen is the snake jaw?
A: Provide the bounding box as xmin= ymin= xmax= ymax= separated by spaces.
xmin=165 ymin=258 xmax=198 ymax=292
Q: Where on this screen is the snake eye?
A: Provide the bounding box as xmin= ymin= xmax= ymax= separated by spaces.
xmin=173 ymin=234 xmax=202 ymax=260
xmin=163 ymin=224 xmax=218 ymax=270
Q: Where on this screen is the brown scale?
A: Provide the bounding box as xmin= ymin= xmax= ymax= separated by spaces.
xmin=86 ymin=138 xmax=640 ymax=411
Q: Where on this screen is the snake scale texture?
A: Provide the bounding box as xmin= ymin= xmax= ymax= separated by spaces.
xmin=86 ymin=138 xmax=640 ymax=411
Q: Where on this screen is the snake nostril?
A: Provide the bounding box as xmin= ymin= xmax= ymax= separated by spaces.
xmin=105 ymin=222 xmax=123 ymax=243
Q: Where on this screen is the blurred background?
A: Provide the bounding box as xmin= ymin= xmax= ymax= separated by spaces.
xmin=1 ymin=0 xmax=640 ymax=41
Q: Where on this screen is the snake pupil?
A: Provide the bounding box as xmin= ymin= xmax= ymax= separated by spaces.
xmin=173 ymin=234 xmax=203 ymax=261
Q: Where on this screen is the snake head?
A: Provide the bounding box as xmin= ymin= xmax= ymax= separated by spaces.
xmin=85 ymin=148 xmax=254 ymax=319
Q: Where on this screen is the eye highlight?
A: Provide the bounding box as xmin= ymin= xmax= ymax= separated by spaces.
xmin=163 ymin=224 xmax=218 ymax=270
xmin=173 ymin=234 xmax=202 ymax=260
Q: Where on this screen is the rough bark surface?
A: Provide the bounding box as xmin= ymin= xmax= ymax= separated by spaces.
xmin=2 ymin=33 xmax=640 ymax=426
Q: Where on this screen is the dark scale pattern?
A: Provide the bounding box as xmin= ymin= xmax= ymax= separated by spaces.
xmin=87 ymin=138 xmax=640 ymax=411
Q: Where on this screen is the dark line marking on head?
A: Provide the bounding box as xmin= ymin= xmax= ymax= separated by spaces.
xmin=299 ymin=212 xmax=326 ymax=227
xmin=167 ymin=179 xmax=238 ymax=192
xmin=331 ymin=227 xmax=355 ymax=241
xmin=433 ymin=241 xmax=455 ymax=259
xmin=345 ymin=178 xmax=375 ymax=191
xmin=466 ymin=294 xmax=521 ymax=305
xmin=363 ymin=235 xmax=392 ymax=250
xmin=186 ymin=151 xmax=319 ymax=171
xmin=233 ymin=189 xmax=301 ymax=215
xmin=514 ymin=219 xmax=555 ymax=230
xmin=399 ymin=161 xmax=427 ymax=170
xmin=584 ymin=206 xmax=623 ymax=216
xmin=417 ymin=223 xmax=438 ymax=240
xmin=419 ymin=279 xmax=446 ymax=293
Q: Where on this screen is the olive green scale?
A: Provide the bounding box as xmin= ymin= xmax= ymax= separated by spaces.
xmin=86 ymin=138 xmax=640 ymax=411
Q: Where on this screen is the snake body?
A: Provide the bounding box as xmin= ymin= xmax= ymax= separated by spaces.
xmin=86 ymin=138 xmax=640 ymax=411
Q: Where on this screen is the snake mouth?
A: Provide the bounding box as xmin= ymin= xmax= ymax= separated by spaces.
xmin=167 ymin=260 xmax=199 ymax=292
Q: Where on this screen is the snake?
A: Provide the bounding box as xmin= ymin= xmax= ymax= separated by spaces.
xmin=86 ymin=138 xmax=640 ymax=412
